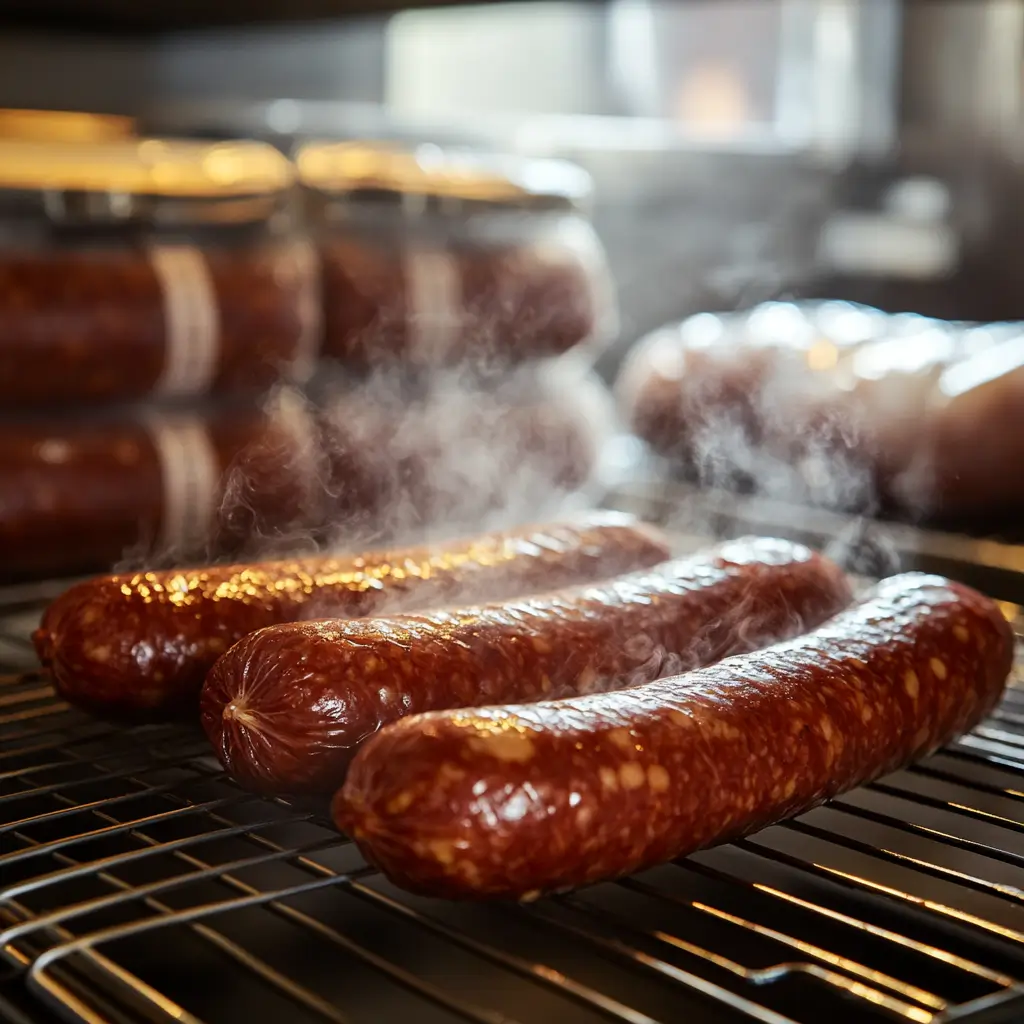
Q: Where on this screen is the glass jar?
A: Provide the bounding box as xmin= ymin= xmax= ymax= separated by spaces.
xmin=0 ymin=136 xmax=320 ymax=409
xmin=0 ymin=389 xmax=321 ymax=581
xmin=297 ymin=141 xmax=617 ymax=377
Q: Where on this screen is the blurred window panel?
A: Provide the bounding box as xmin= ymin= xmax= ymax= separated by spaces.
xmin=609 ymin=0 xmax=781 ymax=133
xmin=387 ymin=2 xmax=608 ymax=118
xmin=386 ymin=0 xmax=898 ymax=152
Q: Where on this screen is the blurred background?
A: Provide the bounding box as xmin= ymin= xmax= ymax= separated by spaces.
xmin=7 ymin=0 xmax=1019 ymax=336
xmin=4 ymin=0 xmax=1024 ymax=582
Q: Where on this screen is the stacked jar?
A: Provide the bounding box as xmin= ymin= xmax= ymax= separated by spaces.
xmin=0 ymin=132 xmax=324 ymax=580
xmin=293 ymin=140 xmax=620 ymax=549
xmin=0 ymin=133 xmax=620 ymax=580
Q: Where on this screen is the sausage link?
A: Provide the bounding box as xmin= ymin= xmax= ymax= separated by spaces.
xmin=0 ymin=236 xmax=316 ymax=409
xmin=201 ymin=537 xmax=851 ymax=794
xmin=334 ymin=572 xmax=1014 ymax=899
xmin=318 ymin=223 xmax=611 ymax=375
xmin=0 ymin=400 xmax=315 ymax=582
xmin=36 ymin=511 xmax=668 ymax=720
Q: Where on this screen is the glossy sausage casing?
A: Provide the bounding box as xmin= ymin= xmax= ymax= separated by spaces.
xmin=37 ymin=512 xmax=669 ymax=720
xmin=335 ymin=573 xmax=1014 ymax=899
xmin=201 ymin=537 xmax=852 ymax=794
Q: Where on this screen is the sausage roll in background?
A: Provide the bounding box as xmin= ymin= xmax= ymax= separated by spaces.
xmin=618 ymin=300 xmax=1024 ymax=530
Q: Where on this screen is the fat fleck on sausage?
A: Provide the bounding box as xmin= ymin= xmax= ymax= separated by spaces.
xmin=334 ymin=572 xmax=1014 ymax=900
xmin=36 ymin=511 xmax=669 ymax=720
xmin=201 ymin=537 xmax=851 ymax=794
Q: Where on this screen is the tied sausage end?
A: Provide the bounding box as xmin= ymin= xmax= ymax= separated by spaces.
xmin=202 ymin=620 xmax=398 ymax=793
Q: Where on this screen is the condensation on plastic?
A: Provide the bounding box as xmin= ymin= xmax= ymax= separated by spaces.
xmin=617 ymin=300 xmax=1024 ymax=523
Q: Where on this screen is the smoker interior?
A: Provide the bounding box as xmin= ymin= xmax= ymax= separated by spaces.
xmin=3 ymin=495 xmax=1024 ymax=1024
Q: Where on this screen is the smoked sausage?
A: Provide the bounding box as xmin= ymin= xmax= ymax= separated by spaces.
xmin=334 ymin=572 xmax=1014 ymax=900
xmin=36 ymin=511 xmax=669 ymax=720
xmin=201 ymin=537 xmax=852 ymax=794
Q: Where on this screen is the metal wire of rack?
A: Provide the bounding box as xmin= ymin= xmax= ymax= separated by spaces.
xmin=7 ymin=513 xmax=1024 ymax=1023
xmin=606 ymin=477 xmax=1024 ymax=606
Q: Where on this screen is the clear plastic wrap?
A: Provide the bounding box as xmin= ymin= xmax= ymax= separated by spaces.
xmin=618 ymin=300 xmax=1024 ymax=525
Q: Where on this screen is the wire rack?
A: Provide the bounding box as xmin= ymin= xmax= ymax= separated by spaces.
xmin=6 ymin=506 xmax=1024 ymax=1023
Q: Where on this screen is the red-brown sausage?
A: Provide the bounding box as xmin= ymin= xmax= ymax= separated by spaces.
xmin=334 ymin=572 xmax=1014 ymax=900
xmin=201 ymin=537 xmax=852 ymax=794
xmin=36 ymin=512 xmax=669 ymax=720
xmin=0 ymin=398 xmax=318 ymax=582
xmin=319 ymin=232 xmax=611 ymax=375
xmin=0 ymin=236 xmax=317 ymax=410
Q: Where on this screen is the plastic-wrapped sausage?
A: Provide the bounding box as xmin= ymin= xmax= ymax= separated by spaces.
xmin=0 ymin=137 xmax=318 ymax=410
xmin=0 ymin=237 xmax=319 ymax=410
xmin=312 ymin=367 xmax=615 ymax=543
xmin=616 ymin=301 xmax=895 ymax=508
xmin=299 ymin=142 xmax=616 ymax=377
xmin=617 ymin=300 xmax=1024 ymax=524
xmin=335 ymin=572 xmax=1013 ymax=900
xmin=201 ymin=537 xmax=851 ymax=794
xmin=318 ymin=230 xmax=608 ymax=374
xmin=0 ymin=397 xmax=317 ymax=582
xmin=36 ymin=512 xmax=669 ymax=720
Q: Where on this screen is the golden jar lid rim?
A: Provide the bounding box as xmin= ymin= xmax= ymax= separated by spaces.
xmin=0 ymin=137 xmax=295 ymax=198
xmin=296 ymin=141 xmax=592 ymax=208
xmin=0 ymin=109 xmax=135 ymax=143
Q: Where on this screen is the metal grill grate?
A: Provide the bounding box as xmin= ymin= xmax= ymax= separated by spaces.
xmin=607 ymin=478 xmax=1024 ymax=606
xmin=6 ymin=520 xmax=1024 ymax=1023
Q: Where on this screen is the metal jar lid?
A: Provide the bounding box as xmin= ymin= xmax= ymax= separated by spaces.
xmin=295 ymin=140 xmax=592 ymax=214
xmin=0 ymin=136 xmax=296 ymax=226
xmin=0 ymin=109 xmax=136 ymax=143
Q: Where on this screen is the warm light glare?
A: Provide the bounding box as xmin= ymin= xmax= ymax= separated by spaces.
xmin=674 ymin=61 xmax=751 ymax=137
